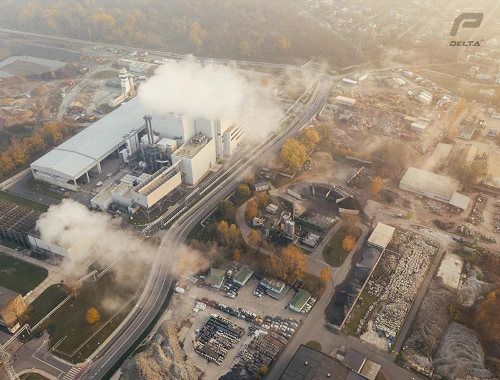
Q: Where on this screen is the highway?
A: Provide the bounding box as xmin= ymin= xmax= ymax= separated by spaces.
xmin=73 ymin=74 xmax=333 ymax=380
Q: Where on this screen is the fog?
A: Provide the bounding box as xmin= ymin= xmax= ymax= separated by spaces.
xmin=138 ymin=57 xmax=284 ymax=142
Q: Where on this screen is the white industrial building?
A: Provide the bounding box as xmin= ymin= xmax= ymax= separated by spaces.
xmin=335 ymin=96 xmax=356 ymax=108
xmin=367 ymin=223 xmax=395 ymax=250
xmin=28 ymin=231 xmax=75 ymax=259
xmin=410 ymin=117 xmax=431 ymax=133
xmin=31 ymin=95 xmax=245 ymax=193
xmin=399 ymin=167 xmax=470 ymax=210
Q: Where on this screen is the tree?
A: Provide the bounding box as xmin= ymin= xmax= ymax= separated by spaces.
xmin=25 ymin=132 xmax=46 ymax=154
xmin=217 ymin=200 xmax=235 ymax=222
xmin=371 ymin=177 xmax=383 ymax=195
xmin=237 ymin=183 xmax=251 ymax=197
xmin=245 ymin=199 xmax=258 ymax=221
xmin=8 ymin=138 xmax=29 ymax=166
xmin=239 ymin=40 xmax=252 ymax=57
xmin=227 ymin=224 xmax=241 ymax=248
xmin=64 ymin=276 xmax=81 ymax=299
xmin=233 ymin=248 xmax=241 ymax=261
xmin=217 ymin=221 xmax=230 ymax=245
xmin=342 ymin=235 xmax=356 ymax=252
xmin=279 ymin=36 xmax=291 ymax=53
xmin=259 ymin=365 xmax=269 ymax=375
xmin=0 ymin=153 xmax=15 ymax=178
xmin=248 ymin=229 xmax=261 ymax=246
xmin=320 ymin=268 xmax=331 ymax=284
xmin=4 ymin=296 xmax=29 ymax=326
xmin=301 ymin=128 xmax=320 ymax=151
xmin=86 ymin=308 xmax=101 ymax=324
xmin=255 ymin=192 xmax=270 ymax=209
xmin=473 ymin=290 xmax=500 ymax=342
xmin=280 ymin=138 xmax=307 ymax=171
xmin=340 ymin=213 xmax=359 ymax=235
xmin=318 ymin=123 xmax=333 ymax=141
xmin=270 ymin=245 xmax=307 ymax=283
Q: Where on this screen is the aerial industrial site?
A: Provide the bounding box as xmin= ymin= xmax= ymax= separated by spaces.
xmin=0 ymin=1 xmax=500 ymax=380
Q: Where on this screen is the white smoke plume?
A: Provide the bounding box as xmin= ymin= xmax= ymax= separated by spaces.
xmin=138 ymin=57 xmax=284 ymax=142
xmin=36 ymin=199 xmax=155 ymax=278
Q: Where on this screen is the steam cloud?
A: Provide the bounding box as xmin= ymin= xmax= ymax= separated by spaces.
xmin=138 ymin=57 xmax=284 ymax=141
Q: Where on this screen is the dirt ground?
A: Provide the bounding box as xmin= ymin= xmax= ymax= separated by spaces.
xmin=436 ymin=252 xmax=463 ymax=289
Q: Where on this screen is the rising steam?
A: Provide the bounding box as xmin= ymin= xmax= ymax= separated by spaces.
xmin=36 ymin=199 xmax=155 ymax=277
xmin=138 ymin=57 xmax=284 ymax=142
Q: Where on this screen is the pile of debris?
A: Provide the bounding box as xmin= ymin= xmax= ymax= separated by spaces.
xmin=371 ymin=232 xmax=438 ymax=340
xmin=119 ymin=321 xmax=202 ymax=380
xmin=457 ymin=263 xmax=496 ymax=308
xmin=468 ymin=194 xmax=487 ymax=226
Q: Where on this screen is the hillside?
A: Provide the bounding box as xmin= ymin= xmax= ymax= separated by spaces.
xmin=0 ymin=0 xmax=358 ymax=66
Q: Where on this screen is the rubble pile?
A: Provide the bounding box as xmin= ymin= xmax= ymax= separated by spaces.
xmin=119 ymin=321 xmax=202 ymax=380
xmin=458 ymin=264 xmax=496 ymax=307
xmin=372 ymin=232 xmax=438 ymax=338
xmin=400 ymin=279 xmax=454 ymax=376
xmin=468 ymin=194 xmax=487 ymax=226
xmin=435 ymin=322 xmax=494 ymax=380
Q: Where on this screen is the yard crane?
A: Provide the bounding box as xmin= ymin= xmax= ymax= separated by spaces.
xmin=0 ymin=346 xmax=19 ymax=380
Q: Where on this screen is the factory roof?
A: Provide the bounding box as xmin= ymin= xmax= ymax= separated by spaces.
xmin=399 ymin=167 xmax=460 ymax=200
xmin=172 ymin=134 xmax=212 ymax=159
xmin=289 ymin=289 xmax=311 ymax=310
xmin=461 ymin=124 xmax=476 ymax=135
xmin=279 ymin=345 xmax=351 ymax=380
xmin=367 ymin=223 xmax=395 ymax=250
xmin=335 ymin=96 xmax=356 ymax=106
xmin=342 ymin=349 xmax=366 ymax=372
xmin=31 ymin=97 xmax=148 ymax=179
xmin=449 ymin=192 xmax=470 ymax=210
xmin=0 ymin=286 xmax=21 ymax=309
xmin=233 ymin=266 xmax=254 ymax=285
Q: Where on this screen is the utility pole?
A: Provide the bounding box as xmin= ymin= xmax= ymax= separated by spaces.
xmin=0 ymin=346 xmax=19 ymax=380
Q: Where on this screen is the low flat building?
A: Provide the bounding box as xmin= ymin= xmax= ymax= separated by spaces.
xmin=458 ymin=144 xmax=478 ymax=168
xmin=266 ymin=204 xmax=278 ymax=214
xmin=233 ymin=266 xmax=254 ymax=286
xmin=367 ymin=223 xmax=395 ymax=251
xmin=335 ymin=96 xmax=356 ymax=107
xmin=254 ymin=181 xmax=269 ymax=192
xmin=205 ymin=268 xmax=225 ymax=289
xmin=289 ymin=289 xmax=311 ymax=313
xmin=459 ymin=124 xmax=476 ymax=140
xmin=260 ymin=277 xmax=286 ymax=293
xmin=399 ymin=167 xmax=470 ymax=210
xmin=0 ymin=286 xmax=27 ymax=333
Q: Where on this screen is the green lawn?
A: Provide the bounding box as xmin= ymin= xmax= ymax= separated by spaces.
xmin=33 ymin=260 xmax=148 ymax=363
xmin=20 ymin=374 xmax=50 ymax=380
xmin=305 ymin=341 xmax=322 ymax=351
xmin=0 ymin=239 xmax=20 ymax=249
xmin=322 ymin=225 xmax=362 ymax=267
xmin=343 ymin=286 xmax=378 ymax=336
xmin=26 ymin=284 xmax=68 ymax=327
xmin=26 ymin=177 xmax=65 ymax=200
xmin=0 ymin=190 xmax=49 ymax=212
xmin=0 ymin=254 xmax=48 ymax=294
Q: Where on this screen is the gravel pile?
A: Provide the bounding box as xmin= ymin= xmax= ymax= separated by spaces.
xmin=119 ymin=321 xmax=202 ymax=380
xmin=435 ymin=322 xmax=495 ymax=380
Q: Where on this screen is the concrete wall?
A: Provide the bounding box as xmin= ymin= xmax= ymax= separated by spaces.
xmin=152 ymin=114 xmax=195 ymax=146
xmin=399 ymin=183 xmax=451 ymax=203
xmin=32 ymin=171 xmax=78 ymax=191
xmin=28 ymin=234 xmax=72 ymax=258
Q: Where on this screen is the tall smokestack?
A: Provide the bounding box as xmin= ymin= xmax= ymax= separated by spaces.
xmin=143 ymin=115 xmax=153 ymax=145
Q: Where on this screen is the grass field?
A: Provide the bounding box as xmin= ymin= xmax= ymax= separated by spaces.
xmin=33 ymin=260 xmax=148 ymax=363
xmin=0 ymin=254 xmax=48 ymax=294
xmin=26 ymin=177 xmax=65 ymax=200
xmin=305 ymin=340 xmax=322 ymax=351
xmin=343 ymin=286 xmax=377 ymax=336
xmin=323 ymin=225 xmax=362 ymax=267
xmin=20 ymin=373 xmax=50 ymax=380
xmin=0 ymin=239 xmax=20 ymax=249
xmin=0 ymin=190 xmax=49 ymax=212
xmin=26 ymin=284 xmax=68 ymax=327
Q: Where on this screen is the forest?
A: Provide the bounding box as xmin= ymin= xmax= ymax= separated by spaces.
xmin=0 ymin=0 xmax=357 ymax=66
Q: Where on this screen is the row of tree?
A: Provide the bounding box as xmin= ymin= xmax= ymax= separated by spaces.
xmin=3 ymin=0 xmax=357 ymax=66
xmin=0 ymin=121 xmax=75 ymax=179
xmin=280 ymin=127 xmax=320 ymax=172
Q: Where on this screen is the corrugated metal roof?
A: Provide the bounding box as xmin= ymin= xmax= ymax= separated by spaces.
xmin=290 ymin=289 xmax=311 ymax=310
xmin=399 ymin=167 xmax=460 ymax=200
xmin=449 ymin=192 xmax=470 ymax=210
xmin=367 ymin=223 xmax=395 ymax=250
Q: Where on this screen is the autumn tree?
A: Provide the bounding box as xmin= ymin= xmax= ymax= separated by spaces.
xmin=245 ymin=199 xmax=258 ymax=221
xmin=260 ymin=365 xmax=269 ymax=375
xmin=371 ymin=177 xmax=383 ymax=195
xmin=280 ymin=138 xmax=307 ymax=171
xmin=9 ymin=138 xmax=29 ymax=166
xmin=248 ymin=229 xmax=261 ymax=246
xmin=227 ymin=224 xmax=241 ymax=248
xmin=301 ymin=128 xmax=320 ymax=151
xmin=217 ymin=221 xmax=230 ymax=245
xmin=233 ymin=248 xmax=241 ymax=261
xmin=25 ymin=132 xmax=46 ymax=154
xmin=279 ymin=36 xmax=291 ymax=53
xmin=0 ymin=153 xmax=15 ymax=178
xmin=342 ymin=235 xmax=356 ymax=252
xmin=340 ymin=213 xmax=359 ymax=235
xmin=237 ymin=183 xmax=251 ymax=197
xmin=318 ymin=123 xmax=333 ymax=141
xmin=320 ymin=268 xmax=331 ymax=284
xmin=270 ymin=245 xmax=307 ymax=283
xmin=4 ymin=296 xmax=29 ymax=325
xmin=473 ymin=290 xmax=500 ymax=342
xmin=86 ymin=308 xmax=101 ymax=325
xmin=244 ymin=173 xmax=255 ymax=186
xmin=255 ymin=192 xmax=270 ymax=209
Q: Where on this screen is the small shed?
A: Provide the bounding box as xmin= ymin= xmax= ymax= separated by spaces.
xmin=289 ymin=289 xmax=311 ymax=313
xmin=205 ymin=268 xmax=225 ymax=289
xmin=233 ymin=266 xmax=254 ymax=286
xmin=254 ymin=181 xmax=269 ymax=192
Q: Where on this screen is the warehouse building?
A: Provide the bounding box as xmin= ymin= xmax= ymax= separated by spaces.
xmin=28 ymin=229 xmax=75 ymax=259
xmin=0 ymin=286 xmax=28 ymax=333
xmin=458 ymin=144 xmax=478 ymax=168
xmin=280 ymin=344 xmax=381 ymax=380
xmin=459 ymin=124 xmax=476 ymax=140
xmin=335 ymin=96 xmax=356 ymax=108
xmin=119 ymin=59 xmax=158 ymax=75
xmin=410 ymin=117 xmax=431 ymax=134
xmin=289 ymin=289 xmax=312 ymax=313
xmin=206 ymin=268 xmax=226 ymax=289
xmin=367 ymin=223 xmax=395 ymax=251
xmin=399 ymin=167 xmax=470 ymax=210
xmin=233 ymin=266 xmax=254 ymax=286
xmin=427 ymin=143 xmax=452 ymax=170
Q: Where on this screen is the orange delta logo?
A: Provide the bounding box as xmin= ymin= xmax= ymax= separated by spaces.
xmin=449 ymin=13 xmax=484 ymax=47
